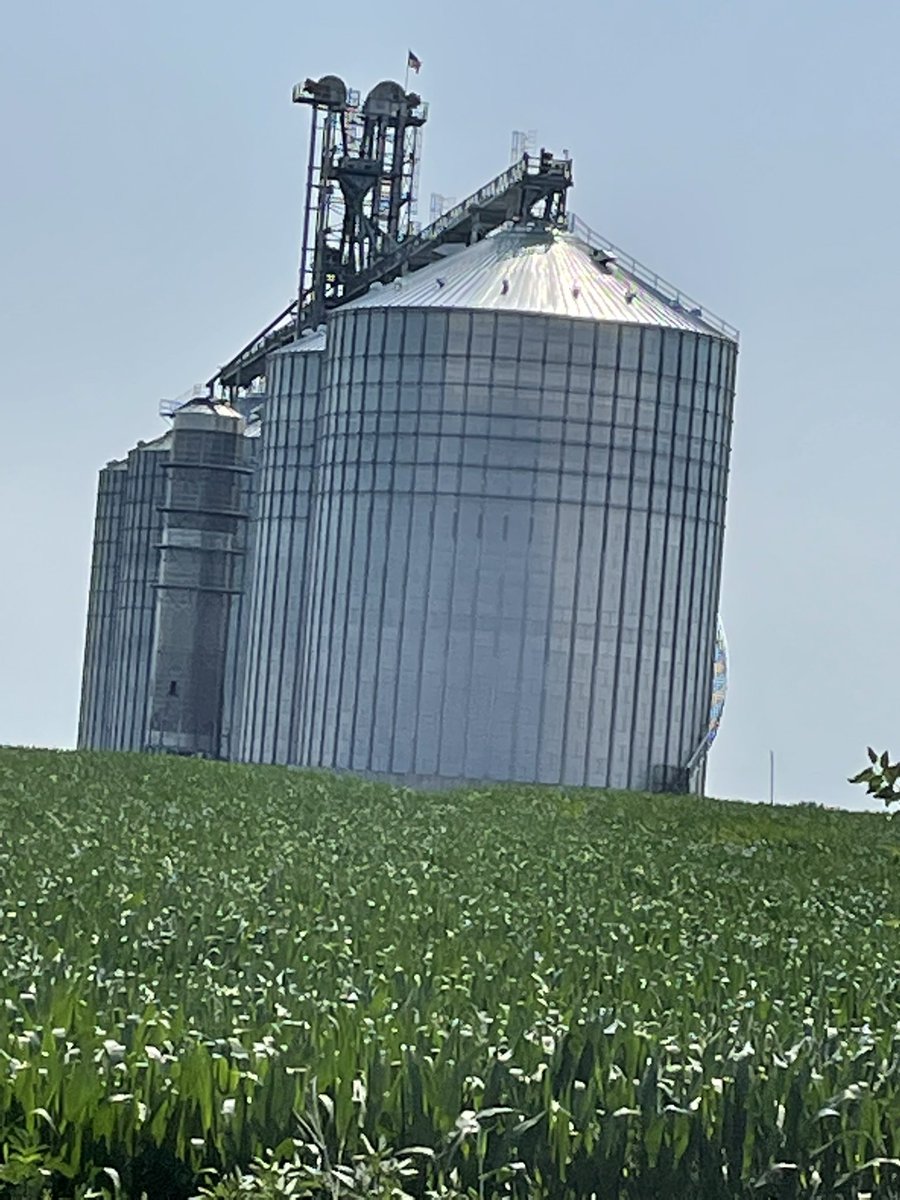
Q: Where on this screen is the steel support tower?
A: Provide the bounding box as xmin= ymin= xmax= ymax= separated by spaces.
xmin=207 ymin=72 xmax=574 ymax=396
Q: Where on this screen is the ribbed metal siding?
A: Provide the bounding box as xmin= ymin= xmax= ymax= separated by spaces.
xmin=298 ymin=307 xmax=736 ymax=790
xmin=107 ymin=441 xmax=169 ymax=751
xmin=77 ymin=461 xmax=127 ymax=748
xmin=220 ymin=434 xmax=259 ymax=760
xmin=240 ymin=344 xmax=322 ymax=763
xmin=147 ymin=408 xmax=247 ymax=757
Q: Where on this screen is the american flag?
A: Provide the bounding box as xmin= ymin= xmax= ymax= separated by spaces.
xmin=407 ymin=50 xmax=422 ymax=74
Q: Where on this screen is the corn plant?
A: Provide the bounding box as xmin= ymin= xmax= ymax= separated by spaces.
xmin=1 ymin=748 xmax=899 ymax=1198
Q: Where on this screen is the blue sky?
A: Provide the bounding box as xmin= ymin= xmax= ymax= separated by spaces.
xmin=2 ymin=0 xmax=897 ymax=808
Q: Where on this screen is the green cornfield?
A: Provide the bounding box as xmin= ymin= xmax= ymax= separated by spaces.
xmin=1 ymin=748 xmax=899 ymax=1199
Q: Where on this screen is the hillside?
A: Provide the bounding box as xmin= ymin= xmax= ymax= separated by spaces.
xmin=0 ymin=748 xmax=898 ymax=1198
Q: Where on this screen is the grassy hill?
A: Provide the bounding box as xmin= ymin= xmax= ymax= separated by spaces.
xmin=0 ymin=747 xmax=898 ymax=1198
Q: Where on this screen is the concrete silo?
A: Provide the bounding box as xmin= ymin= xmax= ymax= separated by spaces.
xmin=294 ymin=227 xmax=737 ymax=791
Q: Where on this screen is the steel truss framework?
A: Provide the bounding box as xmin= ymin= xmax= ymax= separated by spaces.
xmin=209 ymin=73 xmax=573 ymax=394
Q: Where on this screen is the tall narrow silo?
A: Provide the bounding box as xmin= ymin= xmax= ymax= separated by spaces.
xmin=106 ymin=434 xmax=171 ymax=751
xmin=239 ymin=330 xmax=324 ymax=764
xmin=146 ymin=401 xmax=248 ymax=756
xmin=77 ymin=458 xmax=127 ymax=748
xmin=296 ymin=227 xmax=737 ymax=791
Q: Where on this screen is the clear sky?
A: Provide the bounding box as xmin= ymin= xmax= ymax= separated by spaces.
xmin=2 ymin=0 xmax=897 ymax=809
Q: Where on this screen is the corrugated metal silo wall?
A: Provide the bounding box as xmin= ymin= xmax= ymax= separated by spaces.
xmin=296 ymin=306 xmax=736 ymax=791
xmin=219 ymin=433 xmax=259 ymax=761
xmin=146 ymin=410 xmax=247 ymax=757
xmin=77 ymin=461 xmax=127 ymax=748
xmin=106 ymin=441 xmax=169 ymax=751
xmin=239 ymin=345 xmax=322 ymax=763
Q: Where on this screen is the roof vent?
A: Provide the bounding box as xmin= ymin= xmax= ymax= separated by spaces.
xmin=501 ymin=278 xmax=510 ymax=295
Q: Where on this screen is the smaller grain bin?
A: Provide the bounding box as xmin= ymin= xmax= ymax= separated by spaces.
xmin=78 ymin=434 xmax=171 ymax=751
xmin=239 ymin=329 xmax=325 ymax=764
xmin=77 ymin=457 xmax=128 ymax=749
xmin=146 ymin=401 xmax=249 ymax=756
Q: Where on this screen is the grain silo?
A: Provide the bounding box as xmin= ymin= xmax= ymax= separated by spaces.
xmin=77 ymin=458 xmax=128 ymax=748
xmin=218 ymin=423 xmax=260 ymax=761
xmin=77 ymin=67 xmax=738 ymax=792
xmin=77 ymin=434 xmax=171 ymax=751
xmin=239 ymin=330 xmax=325 ymax=764
xmin=146 ymin=401 xmax=248 ymax=757
xmin=292 ymin=227 xmax=736 ymax=791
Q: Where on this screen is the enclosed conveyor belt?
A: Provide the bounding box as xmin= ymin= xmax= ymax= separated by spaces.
xmin=211 ymin=152 xmax=572 ymax=393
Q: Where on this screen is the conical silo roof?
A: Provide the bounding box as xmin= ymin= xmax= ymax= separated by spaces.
xmin=175 ymin=399 xmax=243 ymax=420
xmin=134 ymin=431 xmax=172 ymax=452
xmin=283 ymin=327 xmax=327 ymax=354
xmin=342 ymin=227 xmax=723 ymax=335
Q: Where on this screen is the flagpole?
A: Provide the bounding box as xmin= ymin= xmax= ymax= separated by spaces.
xmin=404 ymin=50 xmax=421 ymax=91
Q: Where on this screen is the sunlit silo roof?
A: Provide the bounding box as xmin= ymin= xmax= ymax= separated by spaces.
xmin=282 ymin=328 xmax=327 ymax=354
xmin=344 ymin=227 xmax=723 ymax=335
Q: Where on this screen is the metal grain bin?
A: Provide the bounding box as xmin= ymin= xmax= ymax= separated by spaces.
xmin=295 ymin=228 xmax=737 ymax=790
xmin=77 ymin=458 xmax=128 ymax=749
xmin=238 ymin=331 xmax=325 ymax=764
xmin=146 ymin=402 xmax=248 ymax=756
xmin=104 ymin=435 xmax=170 ymax=751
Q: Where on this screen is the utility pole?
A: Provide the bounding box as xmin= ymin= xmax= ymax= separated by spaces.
xmin=769 ymin=750 xmax=775 ymax=806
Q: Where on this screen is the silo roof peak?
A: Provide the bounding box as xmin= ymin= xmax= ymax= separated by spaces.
xmin=341 ymin=225 xmax=731 ymax=336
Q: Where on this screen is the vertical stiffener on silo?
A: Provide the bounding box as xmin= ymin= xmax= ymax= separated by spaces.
xmin=146 ymin=401 xmax=249 ymax=756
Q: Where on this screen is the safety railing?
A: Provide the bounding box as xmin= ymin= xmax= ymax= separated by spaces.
xmin=159 ymin=384 xmax=212 ymax=418
xmin=568 ymin=214 xmax=739 ymax=342
xmin=214 ymin=154 xmax=575 ymax=388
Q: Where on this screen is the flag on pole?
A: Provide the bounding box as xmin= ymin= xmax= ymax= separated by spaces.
xmin=407 ymin=50 xmax=422 ymax=73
